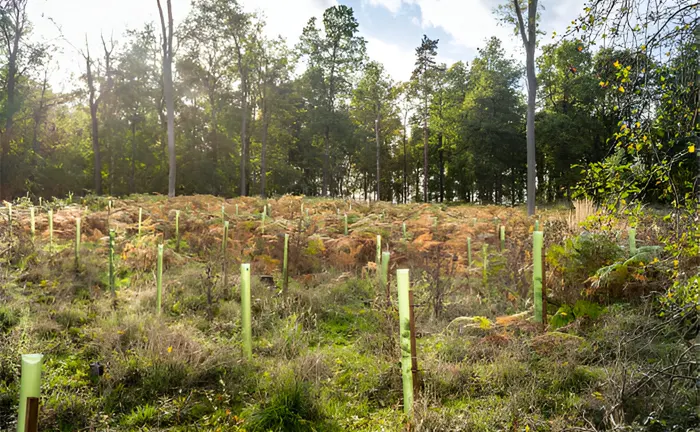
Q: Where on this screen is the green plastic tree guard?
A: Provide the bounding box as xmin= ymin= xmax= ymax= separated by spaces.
xmin=222 ymin=221 xmax=229 ymax=253
xmin=467 ymin=237 xmax=472 ymax=267
xmin=17 ymin=353 xmax=43 ymax=432
xmin=396 ymin=269 xmax=414 ymax=415
xmin=222 ymin=221 xmax=229 ymax=288
xmin=628 ymin=228 xmax=637 ymax=256
xmin=402 ymin=222 xmax=407 ymax=240
xmin=235 ymin=204 xmax=239 ymax=216
xmin=376 ymin=235 xmax=382 ymax=267
xmin=482 ymin=244 xmax=488 ymax=284
xmin=533 ymin=231 xmax=544 ymax=323
xmin=380 ymin=251 xmax=390 ymax=292
xmin=241 ymin=263 xmax=252 ymax=360
xmin=30 ymin=206 xmax=35 ymax=240
xmin=7 ymin=203 xmax=12 ymax=236
xmin=534 ymin=220 xmax=540 ymax=231
xmin=261 ymin=211 xmax=266 ymax=234
xmin=156 ymin=244 xmax=163 ymax=315
xmin=75 ymin=217 xmax=81 ymax=268
xmin=500 ymin=226 xmax=506 ymax=251
xmin=138 ymin=208 xmax=143 ymax=236
xmin=48 ymin=209 xmax=53 ymax=248
xmin=344 ymin=214 xmax=348 ymax=235
xmin=283 ymin=234 xmax=289 ymax=294
xmin=175 ymin=210 xmax=181 ymax=252
xmin=109 ymin=230 xmax=115 ymax=293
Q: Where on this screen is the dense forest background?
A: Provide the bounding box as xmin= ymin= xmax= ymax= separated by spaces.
xmin=0 ymin=0 xmax=698 ymax=205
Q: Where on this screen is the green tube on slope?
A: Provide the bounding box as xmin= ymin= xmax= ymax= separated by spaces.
xmin=380 ymin=251 xmax=390 ymax=291
xmin=500 ymin=225 xmax=506 ymax=252
xmin=402 ymin=222 xmax=407 ymax=240
xmin=222 ymin=221 xmax=229 ymax=253
xmin=467 ymin=237 xmax=472 ymax=267
xmin=17 ymin=353 xmax=43 ymax=432
xmin=138 ymin=208 xmax=143 ymax=236
xmin=628 ymin=228 xmax=637 ymax=256
xmin=396 ymin=269 xmax=414 ymax=415
xmin=534 ymin=220 xmax=540 ymax=231
xmin=75 ymin=217 xmax=81 ymax=267
xmin=48 ymin=209 xmax=53 ymax=247
xmin=261 ymin=211 xmax=266 ymax=235
xmin=235 ymin=204 xmax=239 ymax=217
xmin=7 ymin=203 xmax=12 ymax=236
xmin=376 ymin=235 xmax=382 ymax=267
xmin=533 ymin=231 xmax=544 ymax=323
xmin=482 ymin=244 xmax=488 ymax=285
xmin=175 ymin=210 xmax=180 ymax=252
xmin=156 ymin=244 xmax=163 ymax=315
xmin=241 ymin=263 xmax=252 ymax=360
xmin=344 ymin=214 xmax=348 ymax=235
xmin=283 ymin=234 xmax=289 ymax=293
xmin=30 ymin=206 xmax=35 ymax=240
xmin=109 ymin=230 xmax=115 ymax=294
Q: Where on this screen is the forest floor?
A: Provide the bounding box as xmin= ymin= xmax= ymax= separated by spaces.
xmin=0 ymin=195 xmax=696 ymax=431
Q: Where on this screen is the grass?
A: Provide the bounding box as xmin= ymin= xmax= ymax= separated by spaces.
xmin=0 ymin=194 xmax=696 ymax=431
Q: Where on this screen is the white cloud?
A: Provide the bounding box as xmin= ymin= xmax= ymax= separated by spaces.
xmin=363 ymin=0 xmax=404 ymax=14
xmin=241 ymin=0 xmax=335 ymax=42
xmin=366 ymin=36 xmax=416 ymax=81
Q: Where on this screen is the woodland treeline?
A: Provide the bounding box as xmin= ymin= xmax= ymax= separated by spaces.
xmin=0 ymin=0 xmax=698 ymax=204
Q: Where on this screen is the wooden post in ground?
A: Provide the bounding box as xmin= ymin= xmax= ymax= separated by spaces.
xmin=408 ymin=290 xmax=419 ymax=398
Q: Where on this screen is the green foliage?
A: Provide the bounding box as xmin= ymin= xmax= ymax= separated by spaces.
xmin=550 ymin=300 xmax=606 ymax=329
xmin=121 ymin=404 xmax=159 ymax=427
xmin=0 ymin=307 xmax=19 ymax=333
xmin=547 ymin=232 xmax=624 ymax=300
xmin=246 ymin=378 xmax=324 ymax=432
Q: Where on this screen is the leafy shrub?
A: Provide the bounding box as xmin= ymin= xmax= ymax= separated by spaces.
xmin=246 ymin=378 xmax=324 ymax=432
xmin=0 ymin=307 xmax=19 ymax=333
xmin=550 ymin=300 xmax=606 ymax=329
xmin=547 ymin=232 xmax=624 ymax=302
xmin=121 ymin=404 xmax=159 ymax=427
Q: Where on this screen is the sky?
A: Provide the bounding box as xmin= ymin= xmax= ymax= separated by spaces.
xmin=27 ymin=0 xmax=587 ymax=91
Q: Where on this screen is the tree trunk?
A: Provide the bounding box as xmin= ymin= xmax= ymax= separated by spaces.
xmin=0 ymin=4 xmax=23 ymax=199
xmin=403 ymin=120 xmax=408 ymax=204
xmin=376 ymin=113 xmax=381 ymax=202
xmin=240 ymin=83 xmax=249 ymax=196
xmin=261 ymin=101 xmax=270 ymax=198
xmin=514 ymin=0 xmax=538 ymax=216
xmin=438 ymin=133 xmax=444 ymax=203
xmin=130 ymin=119 xmax=137 ymax=194
xmin=158 ymin=0 xmax=176 ymax=197
xmin=323 ymin=126 xmax=330 ymax=197
xmin=85 ymin=49 xmax=102 ymax=195
xmin=423 ymin=113 xmax=429 ymax=203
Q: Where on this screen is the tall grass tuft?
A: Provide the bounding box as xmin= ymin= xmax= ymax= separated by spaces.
xmin=246 ymin=378 xmax=323 ymax=432
xmin=568 ymin=199 xmax=596 ymax=229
